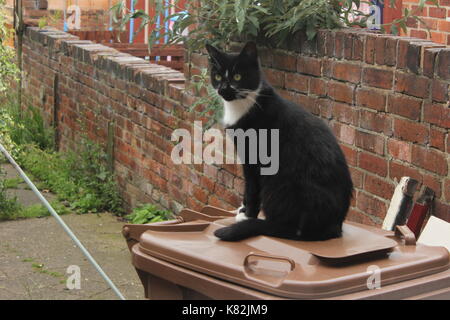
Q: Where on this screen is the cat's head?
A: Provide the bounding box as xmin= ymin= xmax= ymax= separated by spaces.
xmin=205 ymin=42 xmax=261 ymax=102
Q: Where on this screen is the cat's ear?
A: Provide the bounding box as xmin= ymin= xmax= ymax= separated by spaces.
xmin=239 ymin=41 xmax=258 ymax=60
xmin=205 ymin=43 xmax=224 ymax=67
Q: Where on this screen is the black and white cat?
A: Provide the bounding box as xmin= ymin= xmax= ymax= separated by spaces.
xmin=206 ymin=42 xmax=353 ymax=241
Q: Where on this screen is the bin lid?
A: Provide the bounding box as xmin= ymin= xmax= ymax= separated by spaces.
xmin=135 ymin=207 xmax=450 ymax=299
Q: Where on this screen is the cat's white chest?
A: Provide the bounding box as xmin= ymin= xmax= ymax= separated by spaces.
xmin=222 ymin=90 xmax=259 ymax=127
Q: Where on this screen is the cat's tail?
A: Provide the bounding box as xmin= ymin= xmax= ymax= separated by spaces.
xmin=214 ymin=219 xmax=299 ymax=242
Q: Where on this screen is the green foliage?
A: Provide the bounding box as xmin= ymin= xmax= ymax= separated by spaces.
xmin=126 ymin=204 xmax=173 ymax=224
xmin=18 ymin=202 xmax=70 ymax=219
xmin=19 ymin=139 xmax=124 ymax=215
xmin=5 ymin=96 xmax=55 ymax=151
xmin=111 ymin=1 xmax=440 ymax=121
xmin=112 ymin=0 xmax=441 ymax=50
xmin=37 ymin=10 xmax=62 ymax=29
xmin=2 ymin=177 xmax=22 ymax=189
xmin=0 ymin=166 xmax=21 ymax=220
xmin=0 ymin=0 xmax=19 ymax=93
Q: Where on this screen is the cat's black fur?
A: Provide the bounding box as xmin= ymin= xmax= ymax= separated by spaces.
xmin=206 ymin=42 xmax=353 ymax=242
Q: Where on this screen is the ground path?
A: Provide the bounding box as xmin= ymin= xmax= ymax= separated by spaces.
xmin=0 ymin=163 xmax=145 ymax=300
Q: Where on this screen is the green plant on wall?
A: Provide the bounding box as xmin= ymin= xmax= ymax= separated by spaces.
xmin=0 ymin=0 xmax=19 ymax=94
xmin=37 ymin=10 xmax=62 ymax=29
xmin=111 ymin=0 xmax=441 ymax=120
xmin=112 ymin=0 xmax=441 ymax=50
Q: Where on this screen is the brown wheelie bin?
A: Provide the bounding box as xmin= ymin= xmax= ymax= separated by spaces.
xmin=122 ymin=206 xmax=450 ymax=300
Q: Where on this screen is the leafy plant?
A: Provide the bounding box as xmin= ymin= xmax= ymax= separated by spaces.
xmin=37 ymin=10 xmax=62 ymax=29
xmin=7 ymin=97 xmax=55 ymax=151
xmin=126 ymin=204 xmax=173 ymax=224
xmin=0 ymin=166 xmax=21 ymax=220
xmin=112 ymin=0 xmax=441 ymax=50
xmin=19 ymin=141 xmax=124 ymax=215
xmin=111 ymin=0 xmax=441 ymax=121
xmin=18 ymin=201 xmax=70 ymax=219
xmin=0 ymin=0 xmax=19 ymax=93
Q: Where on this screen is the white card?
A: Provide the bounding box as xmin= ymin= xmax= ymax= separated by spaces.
xmin=418 ymin=216 xmax=450 ymax=252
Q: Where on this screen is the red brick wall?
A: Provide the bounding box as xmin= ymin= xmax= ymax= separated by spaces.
xmin=21 ymin=27 xmax=450 ymax=225
xmin=403 ymin=0 xmax=450 ymax=45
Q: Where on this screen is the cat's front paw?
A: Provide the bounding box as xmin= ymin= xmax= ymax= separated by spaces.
xmin=235 ymin=204 xmax=249 ymax=222
xmin=235 ymin=211 xmax=250 ymax=222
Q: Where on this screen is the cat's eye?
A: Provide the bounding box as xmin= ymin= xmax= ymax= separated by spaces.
xmin=214 ymin=74 xmax=222 ymax=81
xmin=233 ymin=74 xmax=242 ymax=81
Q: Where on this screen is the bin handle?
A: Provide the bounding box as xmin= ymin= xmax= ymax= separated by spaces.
xmin=395 ymin=225 xmax=416 ymax=246
xmin=243 ymin=252 xmax=296 ymax=271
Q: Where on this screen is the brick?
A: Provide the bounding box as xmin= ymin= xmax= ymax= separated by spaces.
xmin=362 ymin=67 xmax=394 ymax=89
xmin=393 ymin=118 xmax=429 ymax=144
xmin=423 ymin=102 xmax=450 ymax=129
xmin=429 ymin=7 xmax=447 ymax=18
xmin=410 ymin=29 xmax=428 ymax=39
xmin=355 ymin=88 xmax=387 ymax=111
xmin=419 ymin=18 xmax=438 ymax=30
xmin=335 ymin=123 xmax=356 ymax=145
xmin=355 ymin=130 xmax=385 ymax=155
xmin=263 ymin=68 xmax=285 ymax=88
xmin=423 ymin=48 xmax=440 ymax=78
xmin=316 ymin=30 xmax=327 ymax=57
xmin=340 ymin=144 xmax=358 ymax=166
xmin=365 ymin=35 xmax=376 ymax=64
xmin=344 ymin=33 xmax=354 ymax=60
xmin=349 ymin=167 xmax=364 ymax=188
xmin=297 ymin=56 xmax=322 ymax=76
xmin=332 ymin=102 xmax=359 ymax=125
xmin=359 ymin=110 xmax=392 ymax=135
xmin=322 ymin=58 xmax=333 ymax=78
xmin=385 ymin=37 xmax=399 ymax=66
xmin=389 ymin=161 xmax=423 ymax=183
xmin=406 ymin=17 xmax=418 ymax=28
xmin=397 ymin=39 xmax=410 ymax=69
xmin=422 ymin=173 xmax=442 ymax=198
xmin=273 ymin=52 xmax=297 ymax=71
xmin=192 ymin=185 xmax=209 ymax=203
xmin=406 ymin=42 xmax=421 ymax=74
xmin=334 ymin=31 xmax=345 ymax=59
xmin=395 ymin=72 xmax=430 ymax=98
xmin=438 ymin=20 xmax=450 ymax=32
xmin=359 ymin=152 xmax=388 ymax=177
xmin=445 ymin=178 xmax=450 ymax=202
xmin=356 ymin=192 xmax=388 ymax=219
xmin=352 ymin=35 xmax=364 ymax=61
xmin=411 ymin=145 xmax=448 ymax=175
xmin=431 ymin=79 xmax=449 ymax=102
xmin=296 ymin=94 xmax=320 ymax=115
xmin=331 ymin=61 xmax=361 ymax=83
xmin=431 ymin=31 xmax=447 ymax=45
xmin=375 ymin=36 xmax=386 ymax=65
xmin=430 ymin=128 xmax=446 ymax=152
xmin=325 ymin=31 xmax=335 ymax=57
xmin=387 ymin=139 xmax=412 ymax=162
xmin=309 ymin=77 xmax=327 ymax=96
xmin=436 ymin=49 xmax=450 ymax=80
xmin=328 ymin=81 xmax=354 ymax=103
xmin=364 ymin=174 xmax=395 ymax=200
xmin=387 ymin=94 xmax=422 ymax=120
xmin=285 ymin=72 xmax=309 ymax=93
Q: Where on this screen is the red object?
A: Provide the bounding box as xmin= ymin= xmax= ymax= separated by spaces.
xmin=407 ymin=186 xmax=435 ymax=239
